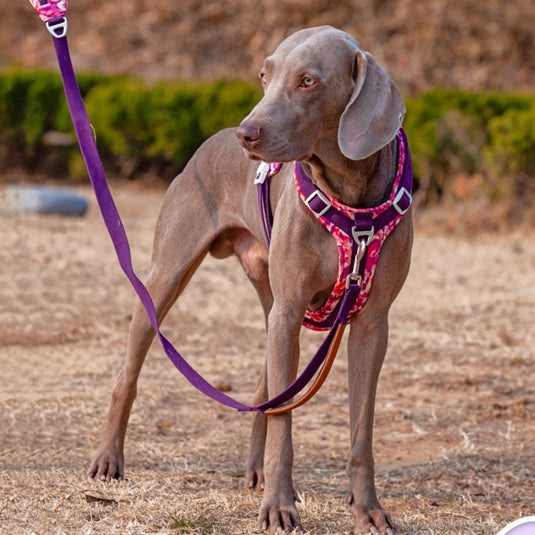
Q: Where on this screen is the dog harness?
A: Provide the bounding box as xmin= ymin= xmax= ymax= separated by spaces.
xmin=256 ymin=128 xmax=413 ymax=331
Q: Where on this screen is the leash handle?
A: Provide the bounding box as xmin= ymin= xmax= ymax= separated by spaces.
xmin=29 ymin=0 xmax=67 ymax=22
xmin=30 ymin=5 xmax=354 ymax=413
xmin=29 ymin=0 xmax=68 ymax=36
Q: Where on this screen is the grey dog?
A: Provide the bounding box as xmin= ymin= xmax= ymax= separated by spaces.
xmin=89 ymin=25 xmax=412 ymax=534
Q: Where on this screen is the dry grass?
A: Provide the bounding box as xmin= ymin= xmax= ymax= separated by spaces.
xmin=0 ymin=182 xmax=533 ymax=534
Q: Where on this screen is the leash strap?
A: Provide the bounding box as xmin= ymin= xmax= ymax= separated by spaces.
xmin=254 ymin=162 xmax=281 ymax=246
xmin=31 ymin=3 xmax=355 ymax=414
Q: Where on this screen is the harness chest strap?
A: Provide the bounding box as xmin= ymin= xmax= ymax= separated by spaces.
xmin=297 ymin=128 xmax=412 ymax=330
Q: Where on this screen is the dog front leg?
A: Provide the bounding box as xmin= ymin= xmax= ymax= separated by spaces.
xmin=89 ymin=248 xmax=207 ymax=481
xmin=88 ymin=297 xmax=156 ymax=480
xmin=257 ymin=306 xmax=302 ymax=533
xmin=346 ymin=311 xmax=396 ymax=535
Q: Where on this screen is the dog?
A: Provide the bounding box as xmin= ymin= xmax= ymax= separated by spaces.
xmin=89 ymin=25 xmax=412 ymax=534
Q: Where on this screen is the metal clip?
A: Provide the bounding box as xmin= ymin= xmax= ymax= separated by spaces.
xmin=351 ymin=225 xmax=374 ymax=246
xmin=346 ymin=240 xmax=367 ymax=289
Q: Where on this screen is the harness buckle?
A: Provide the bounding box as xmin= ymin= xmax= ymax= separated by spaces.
xmin=345 ymin=272 xmax=362 ymax=289
xmin=46 ymin=16 xmax=68 ymax=38
xmin=392 ymin=186 xmax=412 ymax=215
xmin=351 ymin=225 xmax=375 ymax=246
xmin=305 ymin=190 xmax=332 ymax=217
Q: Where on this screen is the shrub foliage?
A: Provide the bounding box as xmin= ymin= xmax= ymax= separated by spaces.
xmin=404 ymin=89 xmax=535 ymax=204
xmin=0 ymin=71 xmax=533 ymax=206
xmin=0 ymin=71 xmax=262 ymax=181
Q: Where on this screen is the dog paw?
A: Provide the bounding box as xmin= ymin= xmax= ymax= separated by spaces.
xmin=258 ymin=492 xmax=302 ymax=533
xmin=348 ymin=492 xmax=396 ymax=535
xmin=87 ymin=449 xmax=124 ymax=481
xmin=245 ymin=466 xmax=265 ymax=490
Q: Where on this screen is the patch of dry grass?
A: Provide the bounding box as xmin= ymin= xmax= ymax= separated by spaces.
xmin=0 ymin=184 xmax=533 ymax=534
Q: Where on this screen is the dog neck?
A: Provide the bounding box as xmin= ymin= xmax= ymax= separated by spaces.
xmin=300 ymin=135 xmax=397 ymax=209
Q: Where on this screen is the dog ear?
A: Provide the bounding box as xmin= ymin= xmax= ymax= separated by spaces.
xmin=338 ymin=49 xmax=405 ymax=160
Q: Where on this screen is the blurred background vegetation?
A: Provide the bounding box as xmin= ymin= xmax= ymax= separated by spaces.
xmin=1 ymin=0 xmax=534 ymax=225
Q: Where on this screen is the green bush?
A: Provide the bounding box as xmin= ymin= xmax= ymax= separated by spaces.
xmin=0 ymin=71 xmax=262 ymax=180
xmin=78 ymin=78 xmax=262 ymax=178
xmin=484 ymin=104 xmax=535 ymax=203
xmin=0 ymin=70 xmax=534 ymax=215
xmin=0 ymin=71 xmax=124 ymax=173
xmin=486 ymin=104 xmax=535 ymax=176
xmin=403 ymin=89 xmax=535 ymax=203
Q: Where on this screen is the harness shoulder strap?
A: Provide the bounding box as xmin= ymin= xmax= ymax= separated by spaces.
xmin=296 ymin=129 xmax=412 ymax=237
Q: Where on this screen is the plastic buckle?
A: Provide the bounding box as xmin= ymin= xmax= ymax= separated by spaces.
xmin=392 ymin=186 xmax=412 ymax=215
xmin=254 ymin=162 xmax=270 ymax=185
xmin=46 ymin=16 xmax=68 ymax=38
xmin=305 ymin=190 xmax=332 ymax=217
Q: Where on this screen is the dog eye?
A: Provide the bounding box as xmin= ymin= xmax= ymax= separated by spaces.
xmin=259 ymin=72 xmax=268 ymax=85
xmin=300 ymin=76 xmax=316 ymax=88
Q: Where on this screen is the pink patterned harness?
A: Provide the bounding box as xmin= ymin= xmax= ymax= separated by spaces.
xmin=256 ymin=128 xmax=413 ymax=331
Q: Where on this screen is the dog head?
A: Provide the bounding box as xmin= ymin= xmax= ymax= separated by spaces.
xmin=236 ymin=26 xmax=405 ymax=163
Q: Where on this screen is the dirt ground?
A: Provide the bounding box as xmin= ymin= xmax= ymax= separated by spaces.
xmin=0 ymin=181 xmax=533 ymax=534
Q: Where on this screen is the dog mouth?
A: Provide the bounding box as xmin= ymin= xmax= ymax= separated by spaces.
xmin=241 ymin=148 xmax=262 ymax=161
xmin=240 ymin=145 xmax=312 ymax=164
xmin=237 ymin=125 xmax=312 ymax=163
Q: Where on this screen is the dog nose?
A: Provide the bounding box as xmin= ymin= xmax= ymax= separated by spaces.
xmin=236 ymin=121 xmax=263 ymax=148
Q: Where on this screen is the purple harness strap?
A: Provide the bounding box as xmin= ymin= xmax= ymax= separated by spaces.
xmin=30 ymin=3 xmax=360 ymax=413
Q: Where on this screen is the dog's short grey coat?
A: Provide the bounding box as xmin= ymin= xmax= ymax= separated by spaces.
xmin=89 ymin=26 xmax=413 ymax=534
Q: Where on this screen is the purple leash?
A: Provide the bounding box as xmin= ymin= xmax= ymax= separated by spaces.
xmin=30 ymin=2 xmax=353 ymax=413
xmin=49 ymin=32 xmax=256 ymax=412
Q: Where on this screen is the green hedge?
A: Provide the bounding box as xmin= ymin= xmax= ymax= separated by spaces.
xmin=0 ymin=71 xmax=534 ymax=207
xmin=0 ymin=71 xmax=129 ymax=176
xmin=82 ymin=78 xmax=262 ymax=179
xmin=404 ymin=89 xmax=535 ymax=204
xmin=0 ymin=71 xmax=262 ymax=180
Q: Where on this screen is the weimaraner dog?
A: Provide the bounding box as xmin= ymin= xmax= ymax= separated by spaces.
xmin=89 ymin=25 xmax=412 ymax=534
